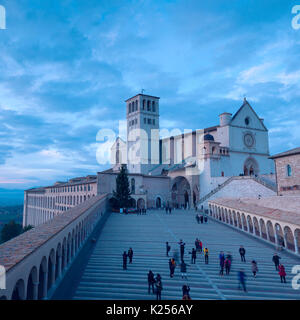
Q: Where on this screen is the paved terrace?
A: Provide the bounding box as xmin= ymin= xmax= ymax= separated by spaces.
xmin=69 ymin=209 xmax=300 ymax=300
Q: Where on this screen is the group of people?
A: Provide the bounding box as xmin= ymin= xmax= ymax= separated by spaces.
xmin=196 ymin=214 xmax=208 ymax=224
xmin=165 ymin=206 xmax=173 ymax=214
xmin=137 ymin=208 xmax=147 ymax=215
xmin=147 ymin=271 xmax=163 ymax=300
xmin=122 ymin=248 xmax=133 ymax=270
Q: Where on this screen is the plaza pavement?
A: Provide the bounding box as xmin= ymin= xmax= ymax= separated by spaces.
xmin=72 ymin=209 xmax=300 ymax=300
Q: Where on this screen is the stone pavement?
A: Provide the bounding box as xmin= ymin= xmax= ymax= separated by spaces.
xmin=72 ymin=209 xmax=300 ymax=300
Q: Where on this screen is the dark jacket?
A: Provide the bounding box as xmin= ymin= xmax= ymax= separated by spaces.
xmin=148 ymin=272 xmax=155 ymax=283
xmin=239 ymin=248 xmax=246 ymax=255
xmin=273 ymin=255 xmax=281 ymax=264
xmin=181 ymin=262 xmax=188 ymax=273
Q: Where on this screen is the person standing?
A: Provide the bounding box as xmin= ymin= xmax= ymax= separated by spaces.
xmin=195 ymin=238 xmax=200 ymax=252
xmin=178 ymin=239 xmax=186 ymax=262
xmin=191 ymin=248 xmax=197 ymax=264
xmin=169 ymin=207 xmax=172 ymax=214
xmin=225 ymin=257 xmax=231 ymax=275
xmin=165 ymin=206 xmax=169 ymax=214
xmin=166 ymin=242 xmax=171 ymax=257
xmin=180 ymin=260 xmax=189 ymax=280
xmin=204 ymin=216 xmax=208 ymax=223
xmin=196 ymin=214 xmax=200 ymax=224
xmin=200 ymin=215 xmax=204 ymax=224
xmin=238 ymin=269 xmax=247 ymax=292
xmin=219 ymin=251 xmax=225 ymax=276
xmin=169 ymin=258 xmax=176 ymax=278
xmin=204 ymin=247 xmax=209 ymax=264
xmin=147 ymin=270 xmax=155 ymax=294
xmin=128 ymin=248 xmax=133 ymax=263
xmin=182 ymin=284 xmax=191 ymax=300
xmin=155 ymin=278 xmax=163 ymax=300
xmin=123 ymin=251 xmax=128 ymax=270
xmin=251 ymin=260 xmax=258 ymax=278
xmin=239 ymin=245 xmax=246 ymax=262
xmin=278 ymin=264 xmax=287 ymax=283
xmin=272 ymin=253 xmax=281 ymax=271
xmin=199 ymin=240 xmax=203 ymax=253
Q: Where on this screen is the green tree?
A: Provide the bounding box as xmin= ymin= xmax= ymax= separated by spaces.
xmin=112 ymin=164 xmax=132 ymax=209
xmin=1 ymin=220 xmax=23 ymax=243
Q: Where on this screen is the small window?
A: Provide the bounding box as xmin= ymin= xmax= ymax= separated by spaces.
xmin=129 ymin=103 xmax=131 ymax=113
xmin=143 ymin=100 xmax=146 ymax=110
xmin=147 ymin=118 xmax=151 ymax=124
xmin=152 ymin=101 xmax=156 ymax=112
xmin=287 ymin=164 xmax=292 ymax=177
xmin=245 ymin=117 xmax=250 ymax=125
xmin=147 ymin=100 xmax=151 ymax=111
xmin=135 ymin=100 xmax=138 ymax=111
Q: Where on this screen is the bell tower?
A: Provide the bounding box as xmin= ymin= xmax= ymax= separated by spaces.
xmin=126 ymin=93 xmax=160 ymax=174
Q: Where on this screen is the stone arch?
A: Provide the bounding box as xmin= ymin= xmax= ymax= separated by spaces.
xmin=294 ymin=229 xmax=300 ymax=253
xmin=38 ymin=256 xmax=48 ymax=299
xmin=274 ymin=223 xmax=284 ymax=247
xmin=26 ymin=266 xmax=38 ymax=300
xmin=237 ymin=212 xmax=242 ymax=229
xmin=137 ymin=198 xmax=145 ymax=209
xmin=55 ymin=243 xmax=62 ymax=280
xmin=284 ymin=226 xmax=295 ymax=251
xmin=241 ymin=213 xmax=247 ymax=231
xmin=267 ymin=220 xmax=275 ymax=243
xmin=11 ymin=279 xmax=25 ymax=300
xmin=243 ymin=157 xmax=259 ymax=176
xmin=247 ymin=215 xmax=253 ymax=233
xmin=155 ymin=196 xmax=162 ymax=208
xmin=171 ymin=176 xmax=191 ymax=209
xmin=259 ymin=219 xmax=267 ymax=239
xmin=253 ymin=216 xmax=260 ymax=236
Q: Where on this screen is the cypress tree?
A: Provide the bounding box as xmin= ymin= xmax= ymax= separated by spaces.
xmin=113 ymin=164 xmax=132 ymax=208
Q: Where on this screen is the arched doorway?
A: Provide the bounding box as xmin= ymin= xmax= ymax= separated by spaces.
xmin=156 ymin=197 xmax=161 ymax=208
xmin=243 ymin=157 xmax=259 ymax=176
xmin=11 ymin=279 xmax=25 ymax=300
xmin=171 ymin=176 xmax=191 ymax=209
xmin=27 ymin=267 xmax=38 ymax=300
xmin=137 ymin=198 xmax=145 ymax=209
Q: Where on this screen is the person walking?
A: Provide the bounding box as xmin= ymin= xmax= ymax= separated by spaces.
xmin=122 ymin=251 xmax=128 ymax=270
xmin=180 ymin=260 xmax=189 ymax=280
xmin=147 ymin=270 xmax=155 ymax=294
xmin=219 ymin=251 xmax=225 ymax=276
xmin=272 ymin=253 xmax=281 ymax=271
xmin=251 ymin=260 xmax=258 ymax=278
xmin=166 ymin=242 xmax=171 ymax=256
xmin=239 ymin=245 xmax=246 ymax=262
xmin=200 ymin=215 xmax=204 ymax=224
xmin=278 ymin=264 xmax=287 ymax=283
xmin=165 ymin=206 xmax=169 ymax=214
xmin=190 ymin=248 xmax=197 ymax=264
xmin=196 ymin=214 xmax=200 ymax=224
xmin=182 ymin=284 xmax=191 ymax=300
xmin=178 ymin=239 xmax=186 ymax=262
xmin=195 ymin=238 xmax=200 ymax=252
xmin=155 ymin=278 xmax=163 ymax=300
xmin=225 ymin=257 xmax=231 ymax=275
xmin=128 ymin=248 xmax=133 ymax=264
xmin=169 ymin=258 xmax=176 ymax=278
xmin=169 ymin=207 xmax=172 ymax=214
xmin=204 ymin=247 xmax=209 ymax=264
xmin=238 ymin=269 xmax=247 ymax=292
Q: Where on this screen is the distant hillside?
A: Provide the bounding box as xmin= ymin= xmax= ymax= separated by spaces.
xmin=0 ymin=189 xmax=24 ymax=206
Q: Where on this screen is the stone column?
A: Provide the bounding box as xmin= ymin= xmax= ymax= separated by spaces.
xmin=42 ymin=271 xmax=48 ymax=299
xmin=50 ymin=263 xmax=56 ymax=287
xmin=57 ymin=255 xmax=62 ymax=278
xmin=258 ymin=221 xmax=262 ymax=238
xmin=32 ymin=281 xmax=39 ymax=300
xmin=294 ymin=236 xmax=299 ymax=255
xmin=246 ymin=218 xmax=250 ymax=233
xmin=274 ymin=230 xmax=279 ymax=246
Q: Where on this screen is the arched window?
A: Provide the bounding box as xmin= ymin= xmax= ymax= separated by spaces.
xmin=116 ymin=150 xmax=121 ymax=164
xmin=142 ymin=100 xmax=146 ymax=110
xmin=147 ymin=100 xmax=151 ymax=111
xmin=287 ymin=164 xmax=292 ymax=177
xmin=131 ymin=178 xmax=135 ymax=194
xmin=152 ymin=101 xmax=156 ymax=112
xmin=135 ymin=100 xmax=138 ymax=111
xmin=129 ymin=103 xmax=131 ymax=113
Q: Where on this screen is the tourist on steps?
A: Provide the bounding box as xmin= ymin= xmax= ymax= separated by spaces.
xmin=166 ymin=242 xmax=171 ymax=256
xmin=169 ymin=258 xmax=176 ymax=278
xmin=196 ymin=214 xmax=200 ymax=224
xmin=128 ymin=248 xmax=133 ymax=263
xmin=204 ymin=247 xmax=209 ymax=264
xmin=190 ymin=248 xmax=197 ymax=264
xmin=278 ymin=264 xmax=287 ymax=283
xmin=272 ymin=253 xmax=281 ymax=271
xmin=180 ymin=260 xmax=189 ymax=280
xmin=178 ymin=239 xmax=186 ymax=261
xmin=238 ymin=269 xmax=247 ymax=292
xmin=155 ymin=277 xmax=163 ymax=300
xmin=147 ymin=270 xmax=155 ymax=294
xmin=204 ymin=216 xmax=208 ymax=223
xmin=225 ymin=257 xmax=231 ymax=275
xmin=239 ymin=245 xmax=246 ymax=262
xmin=200 ymin=215 xmax=204 ymax=224
xmin=251 ymin=260 xmax=258 ymax=278
xmin=169 ymin=207 xmax=172 ymax=214
xmin=219 ymin=251 xmax=225 ymax=276
xmin=195 ymin=238 xmax=200 ymax=251
xmin=199 ymin=240 xmax=203 ymax=253
xmin=122 ymin=251 xmax=128 ymax=270
xmin=182 ymin=284 xmax=191 ymax=300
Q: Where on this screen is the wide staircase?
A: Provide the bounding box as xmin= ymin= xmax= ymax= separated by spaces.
xmin=71 ymin=209 xmax=300 ymax=300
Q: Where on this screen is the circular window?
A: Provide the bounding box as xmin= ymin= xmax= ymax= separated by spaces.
xmin=244 ymin=133 xmax=254 ymax=147
xmin=245 ymin=117 xmax=250 ymax=125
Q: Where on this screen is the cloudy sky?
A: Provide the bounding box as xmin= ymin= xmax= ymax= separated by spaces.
xmin=0 ymin=0 xmax=300 ymax=190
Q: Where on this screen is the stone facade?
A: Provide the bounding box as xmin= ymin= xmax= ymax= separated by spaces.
xmin=270 ymin=147 xmax=300 ymax=195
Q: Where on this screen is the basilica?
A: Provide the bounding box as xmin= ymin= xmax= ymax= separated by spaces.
xmin=23 ymin=93 xmax=277 ymax=226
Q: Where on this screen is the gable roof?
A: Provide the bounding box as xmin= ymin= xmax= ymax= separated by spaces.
xmin=230 ymin=98 xmax=267 ymax=131
xmin=269 ymin=147 xmax=300 ymax=159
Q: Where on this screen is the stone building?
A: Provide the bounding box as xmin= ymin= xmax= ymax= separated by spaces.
xmin=270 ymin=147 xmax=300 ymax=195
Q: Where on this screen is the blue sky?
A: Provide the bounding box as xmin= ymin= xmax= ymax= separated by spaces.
xmin=0 ymin=0 xmax=300 ymax=190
